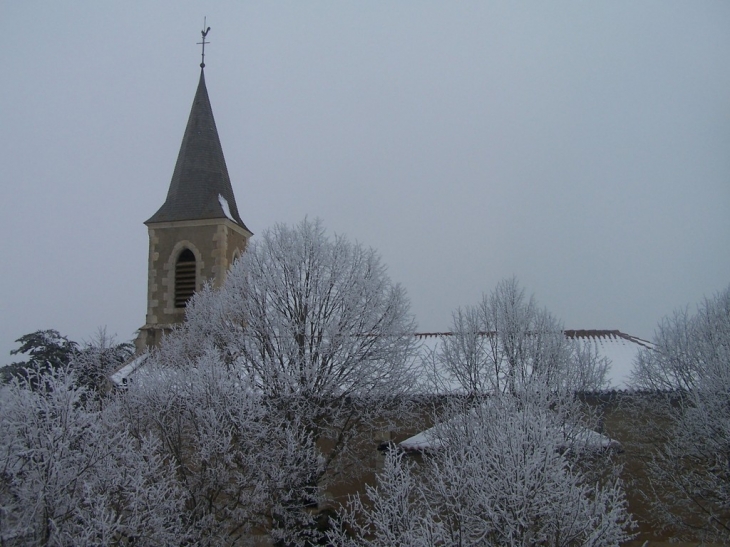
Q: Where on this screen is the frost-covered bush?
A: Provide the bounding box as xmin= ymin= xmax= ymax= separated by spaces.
xmin=630 ymin=285 xmax=730 ymax=542
xmin=128 ymin=218 xmax=419 ymax=544
xmin=122 ymin=345 xmax=325 ymax=546
xmin=331 ymin=393 xmax=635 ymax=547
xmin=0 ymin=366 xmax=185 ymax=546
xmin=428 ymin=278 xmax=609 ymax=396
xmin=332 ymin=279 xmax=631 ymax=547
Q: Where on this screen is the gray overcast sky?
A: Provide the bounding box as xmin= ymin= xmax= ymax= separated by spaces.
xmin=1 ymin=2 xmax=729 ymax=375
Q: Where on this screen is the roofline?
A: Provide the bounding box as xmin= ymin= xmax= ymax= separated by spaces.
xmin=414 ymin=329 xmax=652 ymax=346
xmin=110 ymin=352 xmax=150 ymax=387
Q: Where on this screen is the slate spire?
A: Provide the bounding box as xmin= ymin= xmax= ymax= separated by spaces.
xmin=146 ymin=68 xmax=249 ymax=230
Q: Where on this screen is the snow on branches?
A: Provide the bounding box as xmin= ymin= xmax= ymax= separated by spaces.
xmin=629 ymin=285 xmax=730 ymax=542
xmin=331 ymin=394 xmax=635 ymax=547
xmin=137 ymin=218 xmax=420 ymax=544
xmin=426 ymin=278 xmax=610 ymax=397
xmin=0 ymin=366 xmax=185 ymax=546
xmin=330 ymin=279 xmax=633 ymax=546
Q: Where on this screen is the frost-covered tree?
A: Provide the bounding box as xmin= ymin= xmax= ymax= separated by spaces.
xmin=121 ymin=344 xmax=325 ymax=546
xmin=1 ymin=330 xmax=78 ymax=387
xmin=341 ymin=279 xmax=630 ymax=546
xmin=427 ymin=278 xmax=609 ymax=397
xmin=72 ymin=327 xmax=134 ymax=395
xmin=1 ymin=328 xmax=133 ymax=395
xmin=143 ymin=218 xmax=419 ymax=543
xmin=629 ymin=285 xmax=730 ymax=542
xmin=632 ymin=286 xmax=730 ymax=392
xmin=0 ymin=366 xmax=185 ymax=546
xmin=422 ymin=394 xmax=632 ymax=546
xmin=329 ymin=450 xmax=440 ymax=547
xmin=331 ymin=392 xmax=635 ymax=547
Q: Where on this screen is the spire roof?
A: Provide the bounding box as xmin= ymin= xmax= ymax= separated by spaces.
xmin=146 ymin=69 xmax=249 ymax=231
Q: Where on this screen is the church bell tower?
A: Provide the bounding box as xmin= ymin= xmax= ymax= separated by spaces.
xmin=137 ymin=29 xmax=252 ymax=351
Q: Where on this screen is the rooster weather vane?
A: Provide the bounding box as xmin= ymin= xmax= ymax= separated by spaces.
xmin=198 ymin=18 xmax=211 ymax=68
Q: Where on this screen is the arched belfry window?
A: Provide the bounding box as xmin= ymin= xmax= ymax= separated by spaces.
xmin=175 ymin=249 xmax=196 ymax=308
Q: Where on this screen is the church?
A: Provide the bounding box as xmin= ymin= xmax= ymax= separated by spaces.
xmin=124 ymin=43 xmax=648 ymax=385
xmin=105 ymin=39 xmax=707 ymax=545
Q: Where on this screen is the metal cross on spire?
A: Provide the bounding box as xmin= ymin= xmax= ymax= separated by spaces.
xmin=198 ymin=18 xmax=211 ymax=68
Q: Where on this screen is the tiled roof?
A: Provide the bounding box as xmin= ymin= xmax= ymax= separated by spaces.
xmin=146 ymin=69 xmax=250 ymax=231
xmin=415 ymin=330 xmax=652 ymax=389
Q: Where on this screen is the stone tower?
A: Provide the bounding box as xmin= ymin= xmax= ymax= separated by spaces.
xmin=136 ymin=66 xmax=252 ymax=351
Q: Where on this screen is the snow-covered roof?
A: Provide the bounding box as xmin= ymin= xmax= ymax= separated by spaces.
xmin=415 ymin=330 xmax=652 ymax=389
xmin=218 ymin=194 xmax=237 ymax=224
xmin=110 ymin=353 xmax=149 ymax=387
xmin=111 ymin=330 xmax=650 ymax=390
xmin=567 ymin=330 xmax=652 ymax=388
xmin=399 ymin=410 xmax=621 ymax=453
xmin=399 ymin=429 xmax=444 ymax=452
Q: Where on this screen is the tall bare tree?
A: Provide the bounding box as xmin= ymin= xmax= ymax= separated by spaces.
xmin=146 ymin=218 xmax=419 ymax=544
xmin=427 ymin=278 xmax=609 ymax=396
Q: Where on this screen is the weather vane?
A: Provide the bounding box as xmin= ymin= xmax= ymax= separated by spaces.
xmin=198 ymin=17 xmax=211 ymax=68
